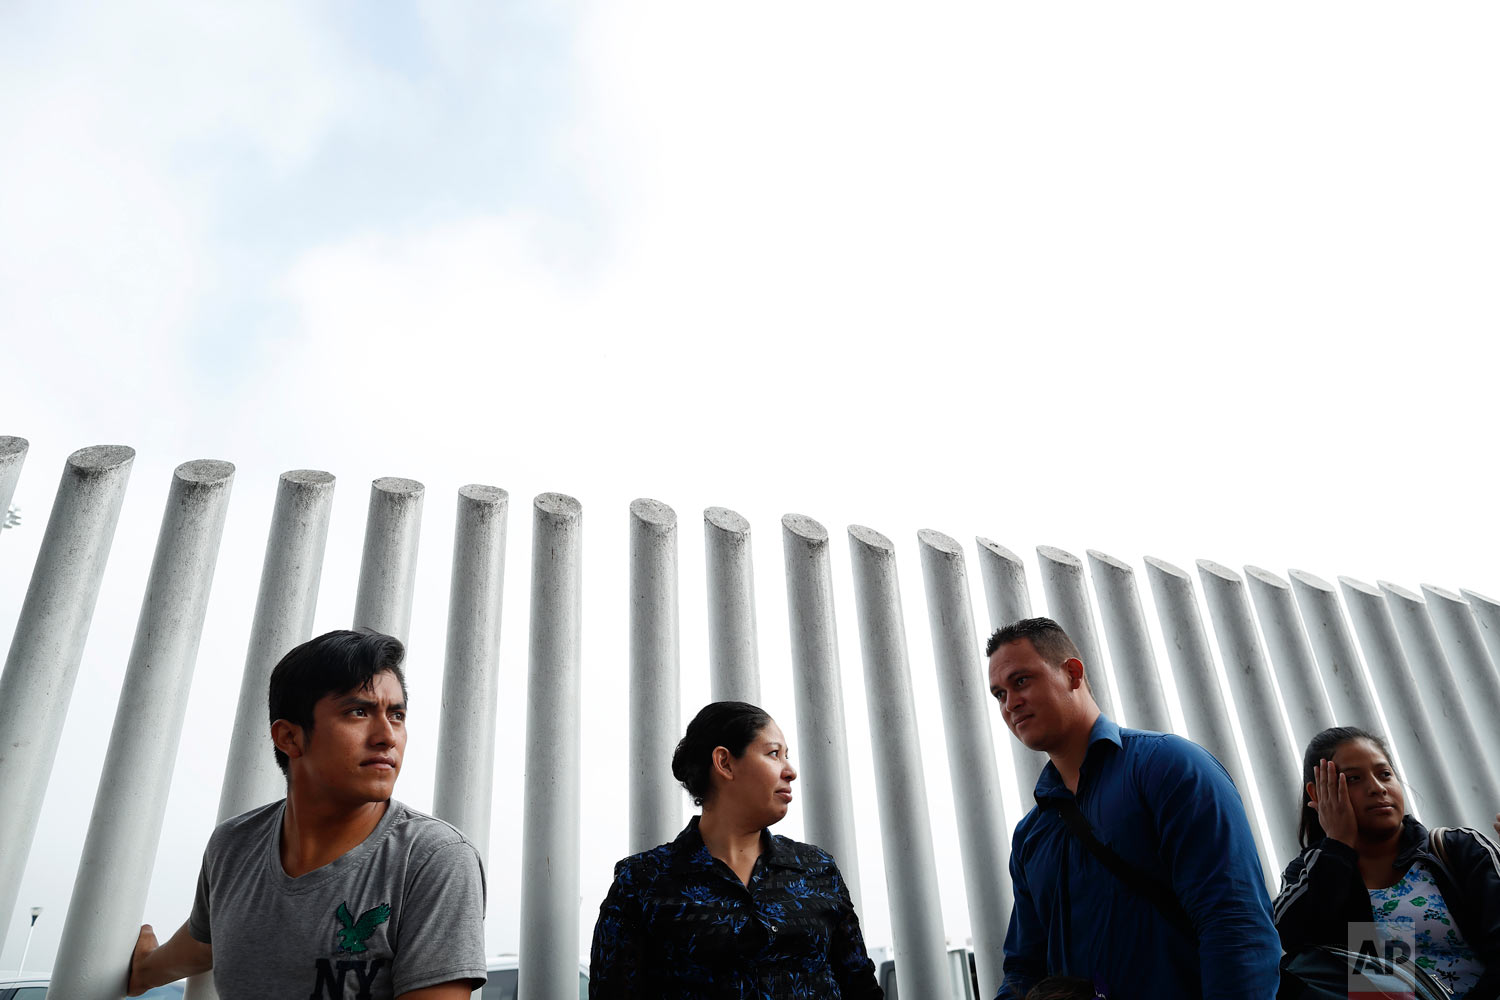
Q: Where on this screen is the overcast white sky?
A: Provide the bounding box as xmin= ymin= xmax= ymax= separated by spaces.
xmin=3 ymin=0 xmax=1499 ymax=977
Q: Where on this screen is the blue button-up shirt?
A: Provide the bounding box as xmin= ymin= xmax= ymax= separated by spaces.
xmin=999 ymin=715 xmax=1280 ymax=1000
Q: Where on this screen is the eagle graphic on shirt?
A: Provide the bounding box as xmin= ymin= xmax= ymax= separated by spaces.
xmin=334 ymin=901 xmax=392 ymax=954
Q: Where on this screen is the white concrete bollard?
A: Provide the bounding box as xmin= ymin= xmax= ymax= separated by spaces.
xmin=1143 ymin=557 xmax=1279 ymax=884
xmin=1339 ymin=577 xmax=1465 ymax=828
xmin=1422 ymin=584 xmax=1500 ymax=774
xmin=1088 ymin=550 xmax=1172 ymax=733
xmin=847 ymin=526 xmax=949 ymax=1000
xmin=519 ymin=494 xmax=582 ymax=1000
xmin=49 ymin=460 xmax=235 ymax=1000
xmin=1287 ymin=570 xmax=1383 ymax=735
xmin=1197 ymin=560 xmax=1302 ymax=864
xmin=1036 ymin=546 xmax=1117 ymax=721
xmin=704 ymin=507 xmax=760 ymax=704
xmin=1245 ymin=567 xmax=1334 ymax=752
xmin=920 ymin=530 xmax=1014 ymax=999
xmin=973 ymin=539 xmax=1050 ymax=802
xmin=0 ymin=444 xmax=134 ymax=958
xmin=1379 ymin=582 xmax=1500 ymax=829
xmin=433 ymin=485 xmax=509 ymax=860
xmin=217 ymin=471 xmax=336 ymax=821
xmin=1459 ymin=588 xmax=1500 ymax=678
xmin=0 ymin=436 xmax=26 ymax=537
xmin=628 ymin=499 xmax=681 ymax=854
xmin=353 ymin=477 xmax=424 ymax=642
xmin=780 ymin=514 xmax=861 ymax=907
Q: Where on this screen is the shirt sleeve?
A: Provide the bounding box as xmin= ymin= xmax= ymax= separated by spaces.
xmin=1138 ymin=735 xmax=1281 ymax=1000
xmin=588 ymin=861 xmax=644 ymax=999
xmin=392 ymin=840 xmax=488 ymax=996
xmin=826 ymin=861 xmax=883 ymax=1000
xmin=187 ymin=845 xmax=213 ymax=944
xmin=1271 ymin=837 xmax=1357 ymax=952
xmin=998 ymin=829 xmax=1044 ymax=1000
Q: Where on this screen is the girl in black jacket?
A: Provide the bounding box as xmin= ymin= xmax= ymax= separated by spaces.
xmin=1273 ymin=726 xmax=1500 ymax=999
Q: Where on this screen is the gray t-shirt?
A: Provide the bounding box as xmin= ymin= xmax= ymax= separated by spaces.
xmin=189 ymin=799 xmax=487 ymax=999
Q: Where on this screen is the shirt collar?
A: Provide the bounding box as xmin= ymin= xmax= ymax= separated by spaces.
xmin=669 ymin=815 xmax=799 ymax=873
xmin=1033 ymin=713 xmax=1122 ymax=800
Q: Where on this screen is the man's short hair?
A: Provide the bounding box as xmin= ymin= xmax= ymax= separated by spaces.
xmin=985 ymin=616 xmax=1083 ymax=664
xmin=268 ymin=629 xmax=408 ymax=776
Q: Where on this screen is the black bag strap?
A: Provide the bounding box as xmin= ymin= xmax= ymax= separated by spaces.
xmin=1048 ymin=797 xmax=1197 ymax=942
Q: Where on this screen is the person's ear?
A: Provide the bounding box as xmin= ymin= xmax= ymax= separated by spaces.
xmin=272 ymin=719 xmax=305 ymax=763
xmin=1061 ymin=657 xmax=1085 ymax=690
xmin=710 ymin=746 xmax=734 ymax=783
xmin=1305 ymin=780 xmax=1318 ymax=806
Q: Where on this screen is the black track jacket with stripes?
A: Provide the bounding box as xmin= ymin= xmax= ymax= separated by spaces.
xmin=1273 ymin=816 xmax=1500 ymax=1000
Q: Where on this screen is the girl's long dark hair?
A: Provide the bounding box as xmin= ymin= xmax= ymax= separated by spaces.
xmin=1297 ymin=726 xmax=1397 ymax=848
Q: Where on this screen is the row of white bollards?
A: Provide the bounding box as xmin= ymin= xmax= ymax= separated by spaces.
xmin=1341 ymin=578 xmax=1468 ymax=828
xmin=1383 ymin=582 xmax=1500 ymax=830
xmin=4 ymin=439 xmax=1500 ymax=1000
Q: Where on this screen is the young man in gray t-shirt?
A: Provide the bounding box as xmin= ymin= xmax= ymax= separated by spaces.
xmin=127 ymin=630 xmax=487 ymax=999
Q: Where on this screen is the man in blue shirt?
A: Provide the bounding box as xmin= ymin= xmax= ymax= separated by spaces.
xmin=986 ymin=617 xmax=1279 ymax=1000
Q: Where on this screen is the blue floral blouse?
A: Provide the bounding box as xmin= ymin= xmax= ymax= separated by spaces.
xmin=1370 ymin=860 xmax=1485 ymax=998
xmin=588 ymin=817 xmax=883 ymax=999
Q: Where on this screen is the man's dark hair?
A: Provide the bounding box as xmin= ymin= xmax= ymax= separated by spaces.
xmin=268 ymin=629 xmax=408 ymax=777
xmin=986 ymin=616 xmax=1084 ymax=664
xmin=671 ymin=701 xmax=773 ymax=807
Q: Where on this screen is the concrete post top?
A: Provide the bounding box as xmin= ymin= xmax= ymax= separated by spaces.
xmin=847 ymin=524 xmax=894 ymax=554
xmin=1289 ymin=568 xmax=1335 ymax=593
xmin=917 ymin=529 xmax=962 ymax=557
xmin=1143 ymin=555 xmax=1189 ymax=580
xmin=1036 ymin=544 xmax=1082 ymax=569
xmin=174 ymin=460 xmax=236 ymax=487
xmin=1378 ymin=581 xmax=1423 ymax=604
xmin=704 ymin=507 xmax=750 ymax=534
xmin=67 ymin=444 xmax=136 ymax=475
xmin=1196 ymin=559 xmax=1242 ymax=584
xmin=1338 ymin=576 xmax=1382 ymax=598
xmin=458 ymin=484 xmax=508 ymax=506
xmin=630 ymin=498 xmax=676 ymax=528
xmin=372 ymin=477 xmax=423 ymax=497
xmin=1086 ymin=549 xmax=1132 ymax=574
xmin=534 ymin=492 xmax=581 ymax=520
xmin=976 ymin=537 xmax=1024 ymax=566
xmin=1420 ymin=583 xmax=1465 ymax=604
xmin=280 ymin=469 xmax=336 ymax=488
xmin=781 ymin=513 xmax=828 ymax=544
xmin=1461 ymin=588 xmax=1500 ymax=610
xmin=0 ymin=436 xmax=28 ymax=458
xmin=1245 ymin=565 xmax=1290 ymax=590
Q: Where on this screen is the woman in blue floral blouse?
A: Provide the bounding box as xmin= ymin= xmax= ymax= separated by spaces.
xmin=1273 ymin=726 xmax=1500 ymax=999
xmin=588 ymin=701 xmax=883 ymax=999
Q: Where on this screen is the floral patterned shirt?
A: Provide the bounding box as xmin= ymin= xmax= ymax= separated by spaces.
xmin=1370 ymin=860 xmax=1485 ymax=998
xmin=588 ymin=816 xmax=883 ymax=999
